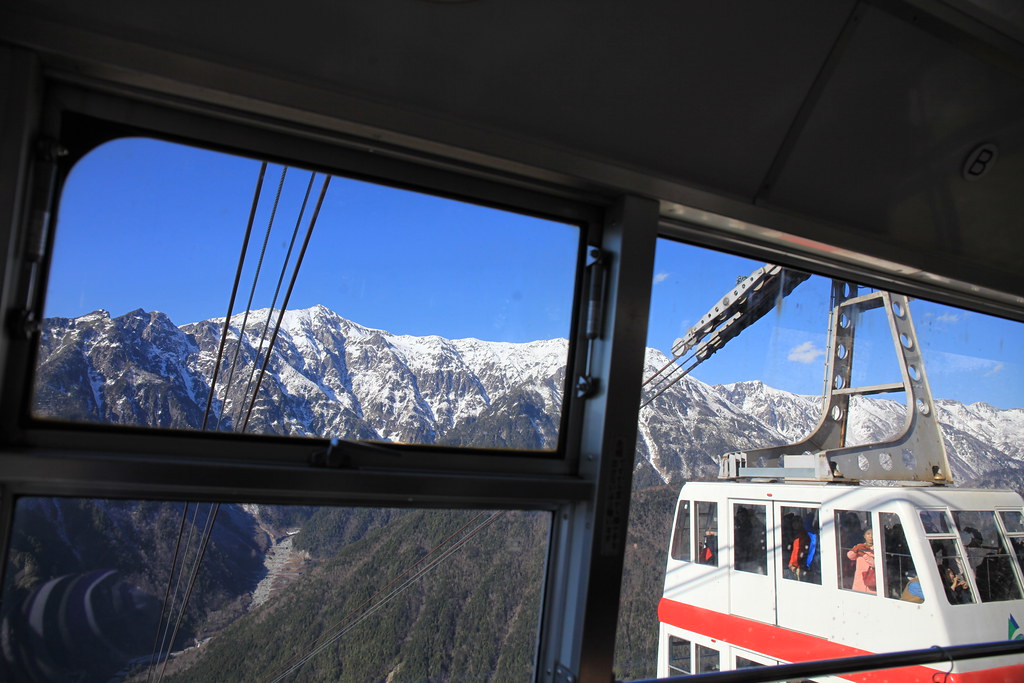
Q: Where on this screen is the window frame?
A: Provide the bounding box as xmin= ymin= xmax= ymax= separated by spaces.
xmin=3 ymin=86 xmax=607 ymax=482
xmin=3 ymin=56 xmax=1024 ymax=683
xmin=0 ymin=74 xmax=662 ymax=683
xmin=836 ymin=508 xmax=876 ymax=595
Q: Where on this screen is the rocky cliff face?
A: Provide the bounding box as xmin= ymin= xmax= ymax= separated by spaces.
xmin=32 ymin=305 xmax=1024 ymax=491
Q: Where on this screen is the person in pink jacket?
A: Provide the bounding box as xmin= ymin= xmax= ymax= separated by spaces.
xmin=847 ymin=529 xmax=876 ymax=593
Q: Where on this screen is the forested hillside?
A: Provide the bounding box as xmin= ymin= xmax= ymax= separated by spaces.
xmin=157 ymin=509 xmax=548 ymax=682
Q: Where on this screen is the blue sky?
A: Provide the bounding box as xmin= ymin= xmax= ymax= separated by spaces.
xmin=47 ymin=138 xmax=579 ymax=344
xmin=47 ymin=138 xmax=1022 ymax=409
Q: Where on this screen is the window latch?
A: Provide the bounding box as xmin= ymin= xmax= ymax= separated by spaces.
xmin=309 ymin=437 xmax=403 ymax=469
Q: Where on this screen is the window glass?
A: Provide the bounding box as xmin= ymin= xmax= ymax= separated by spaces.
xmin=618 ymin=237 xmax=1024 ymax=679
xmin=695 ymin=644 xmax=720 ymax=674
xmin=668 ymin=636 xmax=691 ymax=675
xmin=931 ymin=538 xmax=976 ymax=604
xmin=1006 ymin=536 xmax=1024 ymax=582
xmin=880 ymin=512 xmax=922 ymax=602
xmin=696 ymin=502 xmax=718 ymax=566
xmin=953 ymin=510 xmax=1023 ymax=602
xmin=920 ymin=510 xmax=952 ymax=535
xmin=1000 ymin=511 xmax=1024 ymax=580
xmin=837 ymin=510 xmax=875 ymax=594
xmin=670 ymin=500 xmax=691 ymax=562
xmin=733 ymin=503 xmax=767 ymax=574
xmin=781 ymin=506 xmax=821 ymax=584
xmin=1000 ymin=510 xmax=1024 ymax=534
xmin=736 ymin=656 xmax=765 ymax=669
xmin=0 ymin=497 xmax=549 ymax=681
xmin=36 ymin=138 xmax=580 ymax=450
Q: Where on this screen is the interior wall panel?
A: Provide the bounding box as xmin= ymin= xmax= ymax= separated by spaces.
xmin=761 ymin=5 xmax=1024 ymax=292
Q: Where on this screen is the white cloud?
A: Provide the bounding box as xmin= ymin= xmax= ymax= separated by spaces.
xmin=653 ymin=272 xmax=670 ymax=285
xmin=927 ymin=350 xmax=1003 ymax=375
xmin=983 ymin=363 xmax=1005 ymax=377
xmin=922 ymin=310 xmax=962 ymax=324
xmin=788 ymin=340 xmax=824 ymax=364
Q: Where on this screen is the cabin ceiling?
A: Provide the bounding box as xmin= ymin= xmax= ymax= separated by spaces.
xmin=2 ymin=0 xmax=1024 ymax=308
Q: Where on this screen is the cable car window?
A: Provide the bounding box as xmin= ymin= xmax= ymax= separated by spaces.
xmin=781 ymin=506 xmax=821 ymax=584
xmin=34 ymin=138 xmax=580 ymax=451
xmin=880 ymin=512 xmax=923 ymax=602
xmin=953 ymin=510 xmax=1023 ymax=602
xmin=670 ymin=500 xmax=691 ymax=562
xmin=735 ymin=656 xmax=764 ymax=668
xmin=695 ymin=644 xmax=720 ymax=674
xmin=920 ymin=510 xmax=953 ymax=535
xmin=733 ymin=503 xmax=767 ymax=574
xmin=667 ymin=636 xmax=691 ymax=675
xmin=0 ymin=496 xmax=549 ymax=681
xmin=999 ymin=511 xmax=1024 ymax=580
xmin=1008 ymin=537 xmax=1024 ymax=585
xmin=625 ymin=236 xmax=1024 ymax=679
xmin=696 ymin=501 xmax=718 ymax=566
xmin=1000 ymin=510 xmax=1024 ymax=534
xmin=837 ymin=510 xmax=875 ymax=594
xmin=930 ymin=538 xmax=976 ymax=605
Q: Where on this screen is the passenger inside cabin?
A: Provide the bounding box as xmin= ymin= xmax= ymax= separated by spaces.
xmin=930 ymin=539 xmax=976 ymax=604
xmin=882 ymin=515 xmax=917 ymax=600
xmin=786 ymin=515 xmax=810 ymax=581
xmin=699 ymin=530 xmax=717 ymax=565
xmin=900 ymin=570 xmax=924 ymax=603
xmin=943 ymin=564 xmax=971 ymax=604
xmin=801 ymin=513 xmax=821 ymax=583
xmin=847 ymin=530 xmax=876 ymax=593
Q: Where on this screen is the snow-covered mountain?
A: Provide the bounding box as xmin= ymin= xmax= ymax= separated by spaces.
xmin=34 ymin=305 xmax=567 ymax=449
xmin=32 ymin=306 xmax=1024 ymax=492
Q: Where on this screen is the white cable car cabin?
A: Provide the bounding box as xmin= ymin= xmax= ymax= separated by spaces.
xmin=651 ymin=278 xmax=1024 ymax=680
xmin=658 ymin=482 xmax=1024 ymax=680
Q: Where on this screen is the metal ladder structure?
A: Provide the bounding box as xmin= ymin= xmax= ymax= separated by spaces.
xmin=721 ymin=282 xmax=953 ymax=484
xmin=642 ymin=265 xmax=954 ymax=485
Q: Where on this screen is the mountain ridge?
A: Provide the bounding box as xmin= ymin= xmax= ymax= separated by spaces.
xmin=33 ymin=304 xmax=1024 ymax=491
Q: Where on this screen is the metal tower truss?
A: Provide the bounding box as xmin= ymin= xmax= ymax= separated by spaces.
xmin=721 ymin=283 xmax=954 ymax=485
xmin=642 ymin=264 xmax=810 ymax=408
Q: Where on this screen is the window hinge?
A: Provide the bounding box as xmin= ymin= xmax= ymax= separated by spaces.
xmin=576 ymin=247 xmax=610 ymax=399
xmin=8 ymin=308 xmax=40 ymax=339
xmin=26 ymin=139 xmax=67 ymax=265
xmin=13 ymin=139 xmax=67 ymax=325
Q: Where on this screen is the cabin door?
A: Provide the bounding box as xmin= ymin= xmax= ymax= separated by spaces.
xmin=728 ymin=499 xmax=776 ymax=624
xmin=774 ymin=502 xmax=823 ymax=636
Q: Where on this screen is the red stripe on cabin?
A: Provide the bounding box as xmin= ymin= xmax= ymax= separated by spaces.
xmin=658 ymin=598 xmax=1024 ymax=682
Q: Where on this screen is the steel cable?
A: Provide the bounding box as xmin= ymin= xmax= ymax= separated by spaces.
xmin=145 ymin=501 xmax=190 ymax=680
xmin=151 ymin=503 xmax=204 ymax=674
xmin=232 ymin=170 xmax=316 ymax=431
xmin=265 ymin=509 xmax=489 ymax=678
xmin=201 ymin=162 xmax=267 ymax=430
xmin=218 ymin=166 xmax=288 ymax=430
xmin=150 ymin=162 xmax=267 ymax=680
xmin=265 ymin=511 xmax=504 ymax=683
xmin=241 ymin=174 xmax=330 ymax=433
xmin=156 ymin=503 xmax=221 ymax=683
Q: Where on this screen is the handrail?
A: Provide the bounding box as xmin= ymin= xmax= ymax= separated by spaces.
xmin=628 ymin=639 xmax=1024 ymax=683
